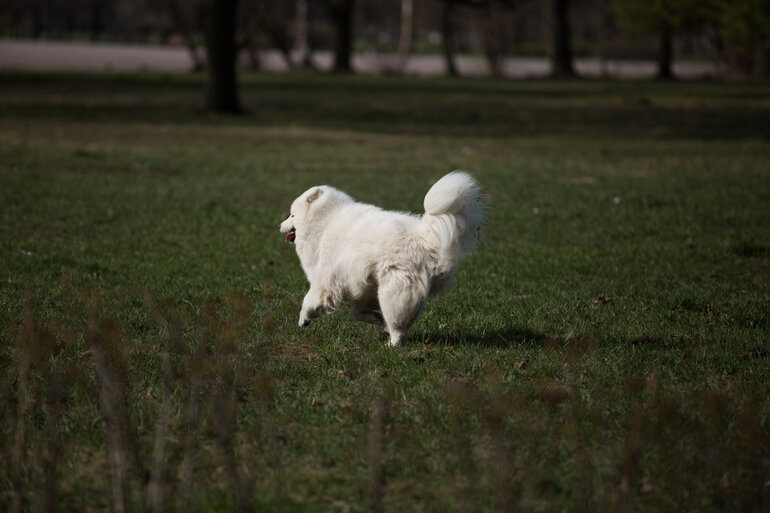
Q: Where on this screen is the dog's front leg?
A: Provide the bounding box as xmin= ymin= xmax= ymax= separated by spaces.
xmin=299 ymin=287 xmax=324 ymax=327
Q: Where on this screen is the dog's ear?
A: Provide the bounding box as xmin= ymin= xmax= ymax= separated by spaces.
xmin=306 ymin=188 xmax=323 ymax=204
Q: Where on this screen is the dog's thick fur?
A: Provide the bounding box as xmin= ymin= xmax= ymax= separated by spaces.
xmin=279 ymin=171 xmax=485 ymax=347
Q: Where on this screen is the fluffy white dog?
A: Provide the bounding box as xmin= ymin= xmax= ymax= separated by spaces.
xmin=279 ymin=171 xmax=485 ymax=347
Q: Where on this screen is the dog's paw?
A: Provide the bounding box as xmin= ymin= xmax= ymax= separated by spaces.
xmin=386 ymin=329 xmax=407 ymax=348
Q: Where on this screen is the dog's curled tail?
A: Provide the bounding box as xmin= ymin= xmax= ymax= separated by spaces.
xmin=422 ymin=171 xmax=486 ymax=270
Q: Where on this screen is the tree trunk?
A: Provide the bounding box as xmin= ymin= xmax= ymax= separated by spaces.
xmin=89 ymin=0 xmax=104 ymax=41
xmin=481 ymin=2 xmax=504 ymax=78
xmin=294 ymin=0 xmax=312 ymax=68
xmin=441 ymin=0 xmax=459 ymax=77
xmin=549 ymin=0 xmax=575 ymax=77
xmin=657 ymin=23 xmax=674 ymax=80
xmin=397 ymin=0 xmax=414 ymax=73
xmin=326 ymin=0 xmax=355 ymax=73
xmin=165 ymin=0 xmax=205 ymax=71
xmin=204 ymin=0 xmax=241 ymax=113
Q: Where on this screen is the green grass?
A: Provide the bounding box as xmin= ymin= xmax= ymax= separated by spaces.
xmin=1 ymin=71 xmax=769 ymax=512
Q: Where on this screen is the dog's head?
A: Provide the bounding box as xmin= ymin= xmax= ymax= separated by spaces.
xmin=279 ymin=187 xmax=324 ymax=244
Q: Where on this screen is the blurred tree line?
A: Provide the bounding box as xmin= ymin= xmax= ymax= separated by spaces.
xmin=1 ymin=0 xmax=767 ymax=111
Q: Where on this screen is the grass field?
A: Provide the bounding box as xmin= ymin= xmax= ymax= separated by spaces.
xmin=1 ymin=71 xmax=769 ymax=512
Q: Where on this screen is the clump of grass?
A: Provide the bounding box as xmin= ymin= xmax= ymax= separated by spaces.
xmin=2 ymin=292 xmax=279 ymax=512
xmin=2 ymin=289 xmax=769 ymax=511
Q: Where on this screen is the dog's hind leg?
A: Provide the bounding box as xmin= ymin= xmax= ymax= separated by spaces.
xmin=299 ymin=286 xmax=325 ymax=327
xmin=377 ymin=275 xmax=427 ymax=347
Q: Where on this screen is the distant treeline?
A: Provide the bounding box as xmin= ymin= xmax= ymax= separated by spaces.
xmin=0 ymin=0 xmax=767 ymax=78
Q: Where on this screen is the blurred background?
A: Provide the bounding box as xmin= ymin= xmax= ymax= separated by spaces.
xmin=0 ymin=0 xmax=767 ymax=80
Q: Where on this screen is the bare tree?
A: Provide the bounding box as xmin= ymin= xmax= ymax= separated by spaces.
xmin=441 ymin=0 xmax=518 ymax=78
xmin=153 ymin=0 xmax=205 ymax=71
xmin=612 ymin=0 xmax=678 ymax=79
xmin=657 ymin=22 xmax=674 ymax=79
xmin=397 ymin=0 xmax=414 ymax=72
xmin=244 ymin=1 xmax=296 ymax=71
xmin=89 ymin=0 xmax=108 ymax=41
xmin=321 ymin=0 xmax=356 ymax=72
xmin=204 ymin=0 xmax=241 ymax=113
xmin=440 ymin=0 xmax=460 ymax=76
xmin=611 ymin=0 xmax=713 ymax=80
xmin=294 ymin=0 xmax=313 ymax=67
xmin=549 ymin=0 xmax=576 ymax=76
xmin=477 ymin=1 xmax=513 ymax=77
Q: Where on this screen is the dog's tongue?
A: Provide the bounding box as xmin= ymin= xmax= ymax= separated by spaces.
xmin=285 ymin=230 xmax=296 ymax=243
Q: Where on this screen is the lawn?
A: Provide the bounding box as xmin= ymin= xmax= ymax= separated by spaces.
xmin=1 ymin=71 xmax=769 ymax=512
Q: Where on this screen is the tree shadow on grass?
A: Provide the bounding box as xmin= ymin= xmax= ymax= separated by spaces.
xmin=3 ymin=72 xmax=769 ymax=141
xmin=418 ymin=326 xmax=547 ymax=348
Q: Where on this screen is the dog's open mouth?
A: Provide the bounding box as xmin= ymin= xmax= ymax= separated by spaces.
xmin=285 ymin=228 xmax=296 ymax=243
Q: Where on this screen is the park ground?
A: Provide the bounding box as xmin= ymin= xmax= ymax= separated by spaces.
xmin=0 ymin=71 xmax=769 ymax=512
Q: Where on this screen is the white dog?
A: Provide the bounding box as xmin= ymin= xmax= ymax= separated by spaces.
xmin=279 ymin=171 xmax=485 ymax=347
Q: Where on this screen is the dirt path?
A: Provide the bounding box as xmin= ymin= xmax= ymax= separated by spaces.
xmin=0 ymin=39 xmax=717 ymax=79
